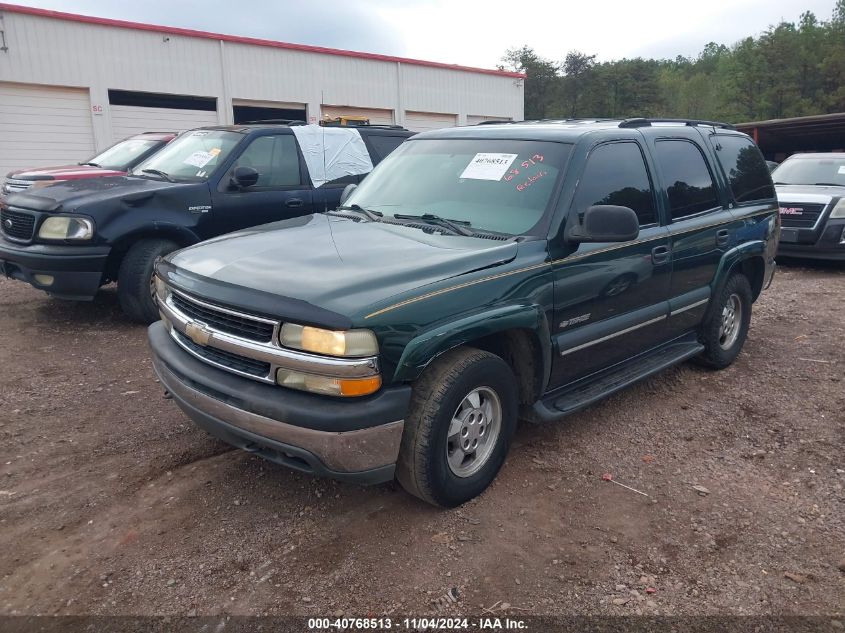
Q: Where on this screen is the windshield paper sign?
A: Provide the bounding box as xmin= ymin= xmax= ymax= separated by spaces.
xmin=460 ymin=153 xmax=518 ymax=181
xmin=183 ymin=151 xmax=216 ymax=168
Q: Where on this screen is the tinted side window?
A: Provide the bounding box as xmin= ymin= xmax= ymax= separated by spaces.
xmin=654 ymin=140 xmax=719 ymax=220
xmin=234 ymin=135 xmax=301 ymax=187
xmin=367 ymin=135 xmax=407 ymax=161
xmin=571 ymin=142 xmax=656 ymax=226
xmin=713 ymin=135 xmax=775 ymax=203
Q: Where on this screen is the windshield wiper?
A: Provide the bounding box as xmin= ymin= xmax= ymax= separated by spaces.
xmin=394 ymin=213 xmax=474 ymax=237
xmin=140 ymin=168 xmax=174 ymax=183
xmin=813 ymin=182 xmax=843 ymax=186
xmin=335 ymin=204 xmax=383 ymax=221
xmin=80 ymin=161 xmax=100 ymax=168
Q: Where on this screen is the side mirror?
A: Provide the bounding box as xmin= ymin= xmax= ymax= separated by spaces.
xmin=340 ymin=183 xmax=357 ymax=206
xmin=566 ymin=205 xmax=639 ymax=243
xmin=231 ymin=166 xmax=259 ymax=189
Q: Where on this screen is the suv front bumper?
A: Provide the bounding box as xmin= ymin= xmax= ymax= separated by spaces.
xmin=0 ymin=236 xmax=109 ymax=300
xmin=148 ymin=321 xmax=411 ymax=484
xmin=778 ymin=219 xmax=845 ymax=260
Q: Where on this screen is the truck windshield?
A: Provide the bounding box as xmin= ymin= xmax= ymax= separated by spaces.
xmin=772 ymin=156 xmax=845 ymax=186
xmin=346 ymin=138 xmax=572 ymax=236
xmin=132 ymin=130 xmax=242 ymax=182
xmin=85 ymin=138 xmax=162 ymax=171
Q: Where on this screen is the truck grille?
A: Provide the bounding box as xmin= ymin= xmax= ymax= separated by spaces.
xmin=779 ymin=202 xmax=826 ymax=228
xmin=170 ymin=291 xmax=276 ymax=343
xmin=174 ymin=330 xmax=272 ymax=378
xmin=1 ymin=207 xmax=36 ymax=242
xmin=2 ymin=178 xmax=34 ymax=195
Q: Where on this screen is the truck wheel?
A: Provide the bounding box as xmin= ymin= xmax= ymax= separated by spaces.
xmin=696 ymin=273 xmax=752 ymax=369
xmin=117 ymin=239 xmax=179 ymax=324
xmin=396 ymin=347 xmax=518 ymax=507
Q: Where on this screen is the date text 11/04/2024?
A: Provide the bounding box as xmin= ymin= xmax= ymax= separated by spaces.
xmin=307 ymin=617 xmax=528 ymax=630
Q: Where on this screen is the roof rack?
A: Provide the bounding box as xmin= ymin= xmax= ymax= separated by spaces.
xmin=321 ymin=122 xmax=408 ymax=130
xmin=619 ymin=118 xmax=735 ymax=130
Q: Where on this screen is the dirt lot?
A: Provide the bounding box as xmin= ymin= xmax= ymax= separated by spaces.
xmin=0 ymin=260 xmax=842 ymax=618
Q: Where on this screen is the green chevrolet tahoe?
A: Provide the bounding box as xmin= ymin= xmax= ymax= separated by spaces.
xmin=148 ymin=118 xmax=779 ymax=507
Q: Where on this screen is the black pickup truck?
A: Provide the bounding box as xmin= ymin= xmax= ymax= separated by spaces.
xmin=148 ymin=118 xmax=779 ymax=507
xmin=0 ymin=123 xmax=412 ymax=322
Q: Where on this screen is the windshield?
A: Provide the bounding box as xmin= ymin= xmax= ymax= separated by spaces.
xmin=132 ymin=130 xmax=242 ymax=182
xmin=346 ymin=138 xmax=572 ymax=235
xmin=87 ymin=138 xmax=162 ymax=170
xmin=772 ymin=156 xmax=845 ymax=186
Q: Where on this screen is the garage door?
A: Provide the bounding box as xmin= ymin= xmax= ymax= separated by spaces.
xmin=0 ymin=82 xmax=95 ymax=176
xmin=321 ymin=105 xmax=394 ymax=126
xmin=111 ymin=105 xmax=219 ymax=142
xmin=467 ymin=115 xmax=511 ymax=126
xmin=404 ymin=111 xmax=457 ymax=132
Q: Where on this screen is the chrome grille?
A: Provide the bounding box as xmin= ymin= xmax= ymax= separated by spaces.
xmin=170 ymin=290 xmax=276 ymax=343
xmin=2 ymin=178 xmax=34 ymax=195
xmin=1 ymin=207 xmax=36 ymax=242
xmin=779 ymin=202 xmax=826 ymax=228
xmin=173 ymin=330 xmax=272 ymax=378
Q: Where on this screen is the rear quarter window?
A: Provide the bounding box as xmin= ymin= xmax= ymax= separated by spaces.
xmin=713 ymin=135 xmax=775 ymax=203
xmin=366 ymin=135 xmax=408 ymax=162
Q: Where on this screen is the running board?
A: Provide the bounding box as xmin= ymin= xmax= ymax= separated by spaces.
xmin=529 ymin=338 xmax=704 ymax=423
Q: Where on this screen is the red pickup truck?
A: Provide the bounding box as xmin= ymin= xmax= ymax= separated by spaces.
xmin=2 ymin=132 xmax=176 ymax=196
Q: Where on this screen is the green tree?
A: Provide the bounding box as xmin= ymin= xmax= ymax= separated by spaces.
xmin=501 ymin=46 xmax=559 ymax=119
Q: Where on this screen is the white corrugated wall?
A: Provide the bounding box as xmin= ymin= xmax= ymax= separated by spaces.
xmin=0 ymin=8 xmax=524 ymax=169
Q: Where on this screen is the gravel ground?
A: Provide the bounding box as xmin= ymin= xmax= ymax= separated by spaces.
xmin=0 ymin=259 xmax=843 ymax=618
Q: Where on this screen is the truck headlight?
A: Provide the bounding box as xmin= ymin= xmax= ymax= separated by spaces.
xmin=38 ymin=216 xmax=94 ymax=240
xmin=830 ymin=198 xmax=845 ymax=219
xmin=279 ymin=323 xmax=378 ymax=357
xmin=153 ymin=275 xmax=169 ymax=302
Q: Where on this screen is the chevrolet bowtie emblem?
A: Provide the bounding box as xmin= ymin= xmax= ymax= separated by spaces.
xmin=185 ymin=321 xmax=212 ymax=347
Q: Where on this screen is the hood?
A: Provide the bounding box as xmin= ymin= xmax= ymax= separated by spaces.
xmin=4 ymin=175 xmax=196 ymax=213
xmin=166 ymin=214 xmax=519 ymax=318
xmin=775 ymin=184 xmax=845 ymax=205
xmin=8 ymin=165 xmax=125 ymax=181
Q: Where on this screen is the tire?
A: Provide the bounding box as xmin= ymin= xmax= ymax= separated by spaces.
xmin=396 ymin=347 xmax=518 ymax=507
xmin=696 ymin=273 xmax=752 ymax=369
xmin=117 ymin=239 xmax=179 ymax=323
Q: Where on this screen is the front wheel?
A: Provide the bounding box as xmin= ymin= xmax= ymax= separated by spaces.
xmin=696 ymin=273 xmax=752 ymax=369
xmin=117 ymin=239 xmax=179 ymax=324
xmin=396 ymin=347 xmax=518 ymax=507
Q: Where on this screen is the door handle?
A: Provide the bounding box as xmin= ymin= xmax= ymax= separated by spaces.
xmin=285 ymin=198 xmax=304 ymax=209
xmin=651 ymin=245 xmax=670 ymax=265
xmin=716 ymin=229 xmax=730 ymax=247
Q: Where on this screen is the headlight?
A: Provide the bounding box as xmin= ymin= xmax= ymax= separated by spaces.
xmin=279 ymin=323 xmax=378 ymax=357
xmin=153 ymin=275 xmax=168 ymax=302
xmin=38 ymin=216 xmax=94 ymax=240
xmin=830 ymin=198 xmax=845 ymax=219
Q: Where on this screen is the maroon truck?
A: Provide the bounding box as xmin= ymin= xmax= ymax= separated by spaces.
xmin=2 ymin=132 xmax=176 ymax=197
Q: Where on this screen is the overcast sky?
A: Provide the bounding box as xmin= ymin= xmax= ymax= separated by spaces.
xmin=12 ymin=0 xmax=838 ymax=69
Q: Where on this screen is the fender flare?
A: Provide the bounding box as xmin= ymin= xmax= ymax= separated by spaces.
xmin=706 ymin=240 xmax=766 ymax=319
xmin=391 ymin=303 xmax=553 ymax=388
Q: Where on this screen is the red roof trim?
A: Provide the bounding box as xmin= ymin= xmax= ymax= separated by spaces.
xmin=0 ymin=3 xmax=525 ymax=78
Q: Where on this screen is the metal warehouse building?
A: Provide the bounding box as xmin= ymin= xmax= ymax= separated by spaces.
xmin=0 ymin=3 xmax=525 ymax=175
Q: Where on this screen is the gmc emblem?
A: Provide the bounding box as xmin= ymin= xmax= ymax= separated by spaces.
xmin=779 ymin=207 xmax=804 ymax=215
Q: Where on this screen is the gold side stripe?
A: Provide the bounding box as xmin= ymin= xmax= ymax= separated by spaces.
xmin=365 ymin=209 xmax=776 ymax=319
xmin=365 ymin=261 xmax=549 ymax=319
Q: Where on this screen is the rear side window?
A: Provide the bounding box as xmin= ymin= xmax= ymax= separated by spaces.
xmin=571 ymin=142 xmax=657 ymax=226
xmin=654 ymin=140 xmax=719 ymax=220
xmin=366 ymin=135 xmax=407 ymax=161
xmin=713 ymin=135 xmax=775 ymax=203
